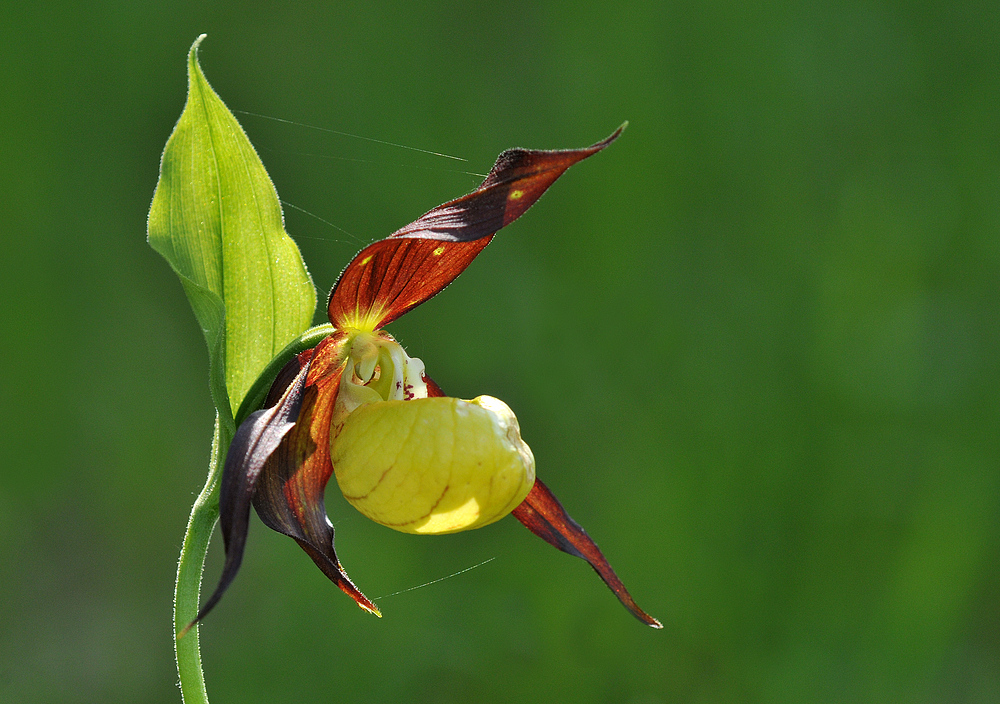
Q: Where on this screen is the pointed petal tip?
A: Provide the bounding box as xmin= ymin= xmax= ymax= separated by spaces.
xmin=361 ymin=602 xmax=383 ymax=618
xmin=632 ymin=608 xmax=663 ymax=629
xmin=335 ymin=572 xmax=381 ymax=617
xmin=591 ymin=122 xmax=627 ymax=151
xmin=513 ymin=478 xmax=660 ymax=629
xmin=607 ymin=582 xmax=663 ymax=630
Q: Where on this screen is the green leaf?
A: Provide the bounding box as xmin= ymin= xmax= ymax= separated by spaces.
xmin=148 ymin=35 xmax=316 ymax=426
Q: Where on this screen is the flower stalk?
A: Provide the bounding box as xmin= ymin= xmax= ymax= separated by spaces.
xmin=173 ymin=417 xmax=225 ymax=704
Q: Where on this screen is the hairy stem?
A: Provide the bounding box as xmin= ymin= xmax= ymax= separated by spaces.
xmin=173 ymin=417 xmax=231 ymax=704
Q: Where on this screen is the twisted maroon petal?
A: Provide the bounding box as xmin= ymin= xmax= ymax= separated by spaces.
xmin=513 ymin=479 xmax=661 ymax=628
xmin=191 ymin=351 xmax=313 ymax=629
xmin=328 ymin=126 xmax=626 ymax=329
xmin=251 ymin=332 xmax=380 ymax=615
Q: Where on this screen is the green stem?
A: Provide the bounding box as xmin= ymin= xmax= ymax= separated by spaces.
xmin=173 ymin=417 xmax=232 ymax=704
xmin=171 ymin=324 xmax=334 ymax=703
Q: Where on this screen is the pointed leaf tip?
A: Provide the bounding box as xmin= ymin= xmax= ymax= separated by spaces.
xmin=149 ymin=36 xmax=316 ymax=416
xmin=187 ymin=36 xmax=208 ymax=84
xmin=190 ymin=34 xmax=207 ymax=56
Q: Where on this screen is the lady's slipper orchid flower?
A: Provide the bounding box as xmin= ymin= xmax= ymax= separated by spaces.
xmin=194 ymin=125 xmax=661 ymax=629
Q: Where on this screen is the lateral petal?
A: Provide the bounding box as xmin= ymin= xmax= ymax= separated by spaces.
xmin=513 ymin=478 xmax=662 ymax=629
xmin=328 ymin=125 xmax=626 ymax=329
xmin=191 ymin=353 xmax=312 ymax=628
xmin=252 ymin=332 xmax=381 ymax=616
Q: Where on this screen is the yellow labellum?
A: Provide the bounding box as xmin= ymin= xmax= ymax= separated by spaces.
xmin=331 ymin=395 xmax=535 ymax=534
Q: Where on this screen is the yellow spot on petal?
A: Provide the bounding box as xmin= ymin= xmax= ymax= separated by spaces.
xmin=432 ymin=246 xmax=445 ymax=256
xmin=509 ymin=189 xmax=524 ymax=200
xmin=360 ymin=255 xmax=373 ymax=266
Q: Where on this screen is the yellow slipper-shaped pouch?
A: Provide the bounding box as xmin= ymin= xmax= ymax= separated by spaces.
xmin=332 ymin=395 xmax=535 ymax=534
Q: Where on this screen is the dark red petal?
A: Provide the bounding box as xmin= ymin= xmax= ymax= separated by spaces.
xmin=251 ymin=333 xmax=380 ymax=616
xmin=422 ymin=372 xmax=446 ymax=398
xmin=263 ymin=348 xmax=315 ymax=406
xmin=191 ymin=353 xmax=313 ymax=628
xmin=328 ymin=125 xmax=626 ymax=329
xmin=513 ymin=478 xmax=662 ymax=629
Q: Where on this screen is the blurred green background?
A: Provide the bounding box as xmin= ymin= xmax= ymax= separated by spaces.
xmin=2 ymin=1 xmax=997 ymax=702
